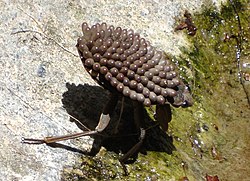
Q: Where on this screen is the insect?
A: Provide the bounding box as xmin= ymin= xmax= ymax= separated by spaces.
xmin=23 ymin=22 xmax=193 ymax=175
xmin=175 ymin=10 xmax=197 ymax=36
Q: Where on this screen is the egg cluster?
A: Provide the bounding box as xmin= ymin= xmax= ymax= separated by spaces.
xmin=76 ymin=22 xmax=188 ymax=106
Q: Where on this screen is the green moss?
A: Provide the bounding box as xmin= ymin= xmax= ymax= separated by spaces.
xmin=171 ymin=0 xmax=250 ymax=180
xmin=62 ymin=0 xmax=250 ymax=180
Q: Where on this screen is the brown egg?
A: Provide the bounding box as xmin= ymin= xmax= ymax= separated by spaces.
xmin=86 ymin=40 xmax=94 ymax=49
xmin=142 ymin=87 xmax=150 ymax=97
xmin=172 ymin=78 xmax=180 ymax=86
xmin=129 ymin=64 xmax=138 ymax=71
xmin=136 ymin=68 xmax=145 ymax=75
xmin=113 ymin=27 xmax=122 ymax=38
xmin=167 ymin=80 xmax=175 ymax=88
xmin=129 ymin=80 xmax=137 ymax=89
xmin=127 ymin=70 xmax=135 ymax=79
xmin=120 ymin=67 xmax=128 ymax=75
xmin=159 ymin=71 xmax=166 ymax=78
xmin=110 ymin=67 xmax=119 ymax=76
xmin=103 ymin=51 xmax=112 ymax=59
xmin=129 ymin=47 xmax=137 ymax=55
xmin=161 ymin=89 xmax=169 ymax=97
xmin=116 ymin=47 xmax=125 ymax=54
xmin=112 ymin=40 xmax=120 ymax=48
xmin=171 ymin=71 xmax=177 ymax=78
xmin=81 ymin=24 xmax=91 ymax=38
xmin=99 ymin=45 xmax=108 ymax=55
xmin=116 ymin=83 xmax=124 ymax=92
xmin=134 ymin=59 xmax=144 ymax=67
xmin=100 ymin=22 xmax=107 ymax=30
xmin=112 ymin=53 xmax=120 ymax=60
xmin=143 ymin=98 xmax=151 ymax=106
xmin=82 ymin=50 xmax=92 ymax=59
xmin=100 ymin=66 xmax=108 ymax=74
xmin=109 ymin=25 xmax=115 ymax=31
xmin=133 ymin=53 xmax=141 ymax=60
xmin=134 ymin=74 xmax=141 ymax=82
xmin=130 ymin=91 xmax=137 ymax=100
xmin=121 ymin=42 xmax=131 ymax=49
xmin=138 ymin=47 xmax=147 ymax=56
xmin=146 ymin=49 xmax=155 ymax=59
xmin=107 ymin=59 xmax=115 ymax=67
xmin=166 ymin=88 xmax=177 ymax=97
xmin=140 ymin=37 xmax=146 ymax=45
xmin=91 ymin=32 xmax=101 ymax=41
xmin=141 ymin=76 xmax=149 ymax=85
xmin=152 ymin=76 xmax=161 ymax=84
xmin=93 ymin=53 xmax=101 ymax=62
xmin=123 ymin=60 xmax=131 ymax=67
xmin=154 ymin=85 xmax=162 ymax=95
xmin=124 ymin=49 xmax=132 ymax=56
xmin=123 ymin=77 xmax=130 ymax=86
xmin=157 ymin=95 xmax=165 ymax=104
xmin=126 ymin=55 xmax=135 ymax=63
xmin=120 ymin=54 xmax=128 ymax=61
xmin=147 ymin=81 xmax=155 ymax=91
xmin=105 ymin=72 xmax=112 ymax=81
xmin=104 ymin=28 xmax=112 ymax=40
xmin=121 ymin=31 xmax=128 ymax=41
xmin=164 ymin=65 xmax=171 ymax=72
xmin=78 ymin=43 xmax=88 ymax=52
xmin=123 ymin=86 xmax=130 ymax=97
xmin=141 ymin=63 xmax=151 ymax=71
xmin=140 ymin=56 xmax=148 ymax=63
xmin=155 ymin=65 xmax=164 ymax=71
xmin=110 ymin=77 xmax=119 ymax=87
xmin=107 ymin=46 xmax=116 ymax=53
xmin=136 ymin=83 xmax=144 ymax=93
xmin=100 ymin=58 xmax=108 ymax=66
xmin=93 ymin=63 xmax=100 ymax=71
xmin=104 ymin=38 xmax=113 ymax=47
xmin=144 ymin=71 xmax=153 ymax=80
xmin=147 ymin=60 xmax=157 ymax=67
xmin=149 ymin=68 xmax=160 ymax=75
xmin=160 ymin=79 xmax=168 ymax=87
xmin=91 ymin=25 xmax=97 ymax=34
xmin=149 ymin=92 xmax=157 ymax=102
xmin=104 ymin=29 xmax=112 ymax=40
xmin=99 ymin=30 xmax=105 ymax=39
xmin=82 ymin=22 xmax=89 ymax=33
xmin=166 ymin=72 xmax=173 ymax=79
xmin=137 ymin=94 xmax=145 ymax=103
xmin=94 ymin=38 xmax=103 ymax=47
xmin=169 ymin=64 xmax=175 ymax=71
xmin=116 ymin=73 xmax=124 ymax=81
xmin=84 ymin=58 xmax=94 ymax=67
xmin=151 ymin=51 xmax=162 ymax=62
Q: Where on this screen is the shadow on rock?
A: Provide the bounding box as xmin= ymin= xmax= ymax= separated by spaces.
xmin=61 ymin=83 xmax=176 ymax=161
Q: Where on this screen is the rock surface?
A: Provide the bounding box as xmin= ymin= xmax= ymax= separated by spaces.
xmin=0 ymin=0 xmax=225 ymax=180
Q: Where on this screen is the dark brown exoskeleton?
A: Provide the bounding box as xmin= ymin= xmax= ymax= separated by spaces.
xmin=23 ymin=22 xmax=193 ymax=175
xmin=175 ymin=10 xmax=197 ymax=36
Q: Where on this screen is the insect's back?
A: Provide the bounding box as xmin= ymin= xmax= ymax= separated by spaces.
xmin=76 ymin=22 xmax=193 ymax=107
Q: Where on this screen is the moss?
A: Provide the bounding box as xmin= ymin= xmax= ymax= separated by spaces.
xmin=62 ymin=0 xmax=250 ymax=180
xmin=171 ymin=0 xmax=250 ymax=180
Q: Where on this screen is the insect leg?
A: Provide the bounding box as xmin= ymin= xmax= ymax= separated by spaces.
xmin=119 ymin=101 xmax=146 ymax=175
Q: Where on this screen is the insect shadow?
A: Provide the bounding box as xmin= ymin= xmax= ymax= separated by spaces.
xmin=54 ymin=82 xmax=176 ymax=163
